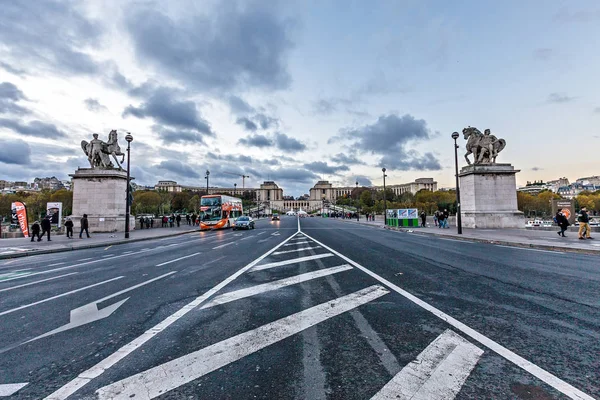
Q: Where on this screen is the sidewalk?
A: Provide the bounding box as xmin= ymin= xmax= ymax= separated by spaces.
xmin=338 ymin=216 xmax=600 ymax=255
xmin=0 ymin=225 xmax=200 ymax=259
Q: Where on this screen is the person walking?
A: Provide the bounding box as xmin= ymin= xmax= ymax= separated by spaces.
xmin=64 ymin=217 xmax=74 ymax=239
xmin=30 ymin=220 xmax=41 ymax=242
xmin=150 ymin=218 xmax=154 ymax=228
xmin=555 ymin=209 xmax=569 ymax=237
xmin=434 ymin=211 xmax=439 ymax=227
xmin=420 ymin=211 xmax=427 ymax=227
xmin=139 ymin=216 xmax=144 ymax=229
xmin=79 ymin=214 xmax=91 ymax=239
xmin=437 ymin=211 xmax=444 ymax=229
xmin=41 ymin=215 xmax=52 ymax=241
xmin=442 ymin=209 xmax=450 ymax=228
xmin=176 ymin=214 xmax=181 ymax=227
xmin=578 ymin=208 xmax=593 ymax=240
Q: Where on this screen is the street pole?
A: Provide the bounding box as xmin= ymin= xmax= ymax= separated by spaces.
xmin=205 ymin=170 xmax=210 ymax=195
xmin=382 ymin=168 xmax=387 ymax=226
xmin=355 ymin=180 xmax=359 ymax=217
xmin=234 ymin=183 xmax=237 ymax=196
xmin=124 ymin=133 xmax=133 ymax=239
xmin=452 ymin=132 xmax=463 ymax=234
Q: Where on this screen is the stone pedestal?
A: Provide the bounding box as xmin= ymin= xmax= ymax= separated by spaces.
xmin=459 ymin=163 xmax=523 ymax=228
xmin=70 ymin=168 xmax=134 ymax=233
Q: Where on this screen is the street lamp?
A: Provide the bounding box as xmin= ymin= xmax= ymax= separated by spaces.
xmin=452 ymin=132 xmax=463 ymax=234
xmin=382 ymin=168 xmax=387 ymax=226
xmin=124 ymin=132 xmax=133 ymax=239
xmin=205 ymin=170 xmax=210 ymax=194
xmin=355 ymin=180 xmax=359 ymax=217
xmin=234 ymin=183 xmax=237 ymax=196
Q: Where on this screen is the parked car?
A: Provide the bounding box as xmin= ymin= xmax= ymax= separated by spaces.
xmin=234 ymin=216 xmax=255 ymax=230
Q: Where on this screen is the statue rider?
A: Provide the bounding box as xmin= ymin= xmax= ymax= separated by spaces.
xmin=480 ymin=129 xmax=499 ymax=163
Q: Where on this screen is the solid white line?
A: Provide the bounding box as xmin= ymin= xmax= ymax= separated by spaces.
xmin=301 ymin=232 xmax=594 ymax=400
xmin=155 ymin=253 xmax=200 ymax=267
xmin=272 ymin=246 xmax=322 ymax=255
xmin=0 ymin=276 xmax=124 ymax=317
xmin=495 ymin=245 xmax=563 ymax=254
xmin=200 ymin=265 xmax=354 ymax=309
xmin=371 ymin=329 xmax=483 ymax=400
xmin=251 ymin=253 xmax=334 ymax=272
xmin=44 ymin=232 xmax=301 ymax=400
xmin=0 ymin=382 xmax=28 ymax=396
xmin=0 ymin=272 xmax=79 ymax=293
xmin=96 ymin=285 xmax=389 ymax=399
xmin=48 ymin=262 xmax=65 ymax=267
xmin=284 ymin=241 xmax=312 ymax=246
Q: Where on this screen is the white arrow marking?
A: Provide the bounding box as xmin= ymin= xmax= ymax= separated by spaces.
xmin=271 ymin=232 xmax=280 ymax=236
xmin=0 ymin=382 xmax=28 ymax=396
xmin=22 ymin=271 xmax=176 ymax=345
xmin=96 ymin=285 xmax=389 ymax=399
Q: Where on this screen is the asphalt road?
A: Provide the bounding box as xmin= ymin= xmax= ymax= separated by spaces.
xmin=0 ymin=216 xmax=598 ymax=399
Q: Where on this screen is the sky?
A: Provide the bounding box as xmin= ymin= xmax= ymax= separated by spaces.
xmin=0 ymin=0 xmax=599 ymax=196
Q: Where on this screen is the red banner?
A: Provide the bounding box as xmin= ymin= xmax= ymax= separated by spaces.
xmin=11 ymin=202 xmax=29 ymax=238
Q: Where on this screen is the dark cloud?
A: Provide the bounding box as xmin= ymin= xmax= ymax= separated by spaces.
xmin=269 ymin=168 xmax=319 ymax=183
xmin=303 ymin=161 xmax=349 ymax=175
xmin=124 ymin=3 xmax=294 ymax=92
xmin=354 ymin=175 xmax=373 ymax=186
xmin=84 ymin=98 xmax=108 ymax=112
xmin=331 ymin=153 xmax=365 ymax=165
xmin=207 ymin=154 xmax=253 ymax=164
xmin=239 ymin=134 xmax=273 ymax=148
xmin=274 ymin=133 xmax=306 ymax=151
xmin=236 ymin=117 xmax=258 ymax=131
xmin=0 ymin=62 xmax=26 ymax=76
xmin=0 ymin=82 xmax=30 ymax=115
xmin=335 ymin=114 xmax=441 ymax=170
xmin=0 ymin=118 xmax=66 ymax=138
xmin=228 ymin=95 xmax=255 ymax=114
xmin=123 ymin=87 xmax=214 ymax=135
xmin=255 ymin=113 xmax=278 ymax=130
xmin=156 ymin=160 xmax=200 ymax=179
xmin=152 ymin=125 xmax=208 ymax=145
xmin=533 ymin=48 xmax=553 ymax=60
xmin=0 ymin=139 xmax=31 ymax=165
xmin=547 ymin=92 xmax=575 ymax=103
xmin=0 ymin=1 xmax=101 ymax=76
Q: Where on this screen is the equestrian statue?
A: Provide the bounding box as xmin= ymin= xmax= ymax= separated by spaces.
xmin=462 ymin=127 xmax=506 ymax=165
xmin=81 ymin=130 xmax=126 ymax=169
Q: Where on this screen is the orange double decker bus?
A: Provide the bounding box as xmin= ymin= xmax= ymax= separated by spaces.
xmin=199 ymin=195 xmax=243 ymax=230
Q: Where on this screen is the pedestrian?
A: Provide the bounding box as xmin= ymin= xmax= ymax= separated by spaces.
xmin=30 ymin=220 xmax=41 ymax=242
xmin=555 ymin=209 xmax=569 ymax=237
xmin=420 ymin=211 xmax=427 ymax=227
xmin=64 ymin=217 xmax=74 ymax=239
xmin=434 ymin=211 xmax=439 ymax=227
xmin=162 ymin=215 xmax=168 ymax=227
xmin=176 ymin=214 xmax=181 ymax=227
xmin=442 ymin=209 xmax=450 ymax=228
xmin=139 ymin=216 xmax=145 ymax=229
xmin=150 ymin=218 xmax=154 ymax=228
xmin=79 ymin=214 xmax=91 ymax=238
xmin=41 ymin=215 xmax=52 ymax=241
xmin=436 ymin=211 xmax=443 ymax=228
xmin=169 ymin=215 xmax=174 ymax=228
xmin=186 ymin=214 xmax=191 ymax=225
xmin=578 ymin=208 xmax=594 ymax=240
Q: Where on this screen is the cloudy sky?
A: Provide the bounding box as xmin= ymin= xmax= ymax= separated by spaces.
xmin=1 ymin=0 xmax=599 ymax=196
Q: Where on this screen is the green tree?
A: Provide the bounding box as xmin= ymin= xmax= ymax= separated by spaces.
xmin=132 ymin=191 xmax=162 ymax=215
xmin=360 ymin=190 xmax=374 ymax=208
xmin=188 ymin=195 xmax=201 ymax=213
xmin=50 ymin=189 xmax=73 ymax=216
xmin=171 ymin=191 xmax=192 ymax=212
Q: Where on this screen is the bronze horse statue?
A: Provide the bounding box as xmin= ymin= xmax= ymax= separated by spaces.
xmin=462 ymin=127 xmax=506 ymax=165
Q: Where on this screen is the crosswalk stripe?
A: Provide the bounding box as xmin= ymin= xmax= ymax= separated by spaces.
xmin=96 ymin=285 xmax=390 ymax=400
xmin=201 ymin=265 xmax=354 ymax=309
xmin=371 ymin=329 xmax=483 ymax=400
xmin=251 ymin=253 xmax=334 ymax=271
xmin=0 ymin=382 xmax=28 ymax=396
xmin=272 ymin=246 xmax=321 ymax=255
xmin=284 ymin=241 xmax=312 ymax=246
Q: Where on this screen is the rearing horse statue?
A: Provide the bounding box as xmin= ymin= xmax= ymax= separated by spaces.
xmin=105 ymin=130 xmax=125 ymax=170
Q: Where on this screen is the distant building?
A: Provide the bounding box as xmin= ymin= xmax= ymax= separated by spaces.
xmin=34 ymin=177 xmax=64 ymax=191
xmin=0 ymin=180 xmax=10 ymax=189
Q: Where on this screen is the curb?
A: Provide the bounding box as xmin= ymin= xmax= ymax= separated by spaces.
xmin=0 ymin=229 xmax=201 ymax=260
xmin=383 ymin=226 xmax=600 ymax=256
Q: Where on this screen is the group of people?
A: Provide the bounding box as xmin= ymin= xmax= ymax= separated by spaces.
xmin=30 ymin=214 xmax=90 ymax=241
xmin=140 ymin=214 xmax=203 ymax=229
xmin=433 ymin=210 xmax=450 ymax=229
xmin=557 ymin=207 xmax=594 ymax=240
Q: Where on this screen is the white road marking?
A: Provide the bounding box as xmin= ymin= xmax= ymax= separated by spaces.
xmin=200 ymin=265 xmax=354 ymax=309
xmin=371 ymin=329 xmax=483 ymax=400
xmin=48 ymin=262 xmax=65 ymax=267
xmin=0 ymin=276 xmax=124 ymax=317
xmin=76 ymin=257 xmax=93 ymax=262
xmin=251 ymin=253 xmax=335 ymax=272
xmin=96 ymin=285 xmax=389 ymax=399
xmin=45 ymin=232 xmax=301 ymax=400
xmin=272 ymin=246 xmax=322 ymax=255
xmin=0 ymin=382 xmax=28 ymax=397
xmin=212 ymin=242 xmax=234 ymax=249
xmin=302 ymin=232 xmax=595 ymax=400
xmin=155 ymin=253 xmax=200 ymax=267
xmin=23 ymin=272 xmax=177 ymax=345
xmin=257 ymin=231 xmax=266 ymax=235
xmin=284 ymin=241 xmax=312 ymax=246
xmin=437 ymin=238 xmax=467 ymax=243
xmin=495 ymin=245 xmax=563 ymax=254
xmin=101 ymin=254 xmax=114 ymax=258
xmin=122 ymin=251 xmax=134 ymax=254
xmin=0 ymin=272 xmax=79 ymax=293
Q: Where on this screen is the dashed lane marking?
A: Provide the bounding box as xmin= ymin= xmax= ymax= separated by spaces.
xmin=155 ymin=253 xmax=200 ymax=267
xmin=0 ymin=272 xmax=79 ymax=293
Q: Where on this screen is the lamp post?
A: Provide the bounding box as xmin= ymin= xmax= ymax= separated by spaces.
xmin=205 ymin=170 xmax=210 ymax=195
xmin=234 ymin=183 xmax=237 ymax=196
xmin=452 ymin=132 xmax=463 ymax=234
xmin=124 ymin=133 xmax=133 ymax=239
xmin=382 ymin=168 xmax=387 ymax=226
xmin=355 ymin=180 xmax=359 ymax=217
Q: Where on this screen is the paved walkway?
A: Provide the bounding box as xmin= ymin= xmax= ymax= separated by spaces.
xmin=0 ymin=225 xmax=200 ymax=259
xmin=337 ymin=216 xmax=600 ymax=254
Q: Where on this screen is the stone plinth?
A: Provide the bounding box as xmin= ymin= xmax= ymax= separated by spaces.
xmin=70 ymin=168 xmax=134 ymax=233
xmin=459 ymin=164 xmax=523 ymax=228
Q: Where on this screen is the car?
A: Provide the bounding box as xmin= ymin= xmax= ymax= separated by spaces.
xmin=233 ymin=216 xmax=255 ymax=230
xmin=271 ymin=214 xmax=280 ymax=221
